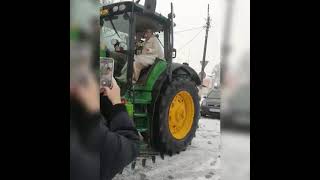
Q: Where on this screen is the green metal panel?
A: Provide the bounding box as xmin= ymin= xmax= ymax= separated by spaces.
xmin=134 ymin=59 xmax=167 ymax=92
xmin=100 ymin=49 xmax=106 ymax=57
xmin=125 ymin=59 xmax=167 ymax=132
xmin=125 ymin=102 xmax=134 ymax=118
xmin=133 ymin=91 xmax=152 ymax=103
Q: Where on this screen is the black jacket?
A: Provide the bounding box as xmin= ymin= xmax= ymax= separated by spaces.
xmin=70 ymin=97 xmax=140 ymax=180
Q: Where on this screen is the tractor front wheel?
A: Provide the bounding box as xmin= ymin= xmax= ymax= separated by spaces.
xmin=157 ymin=79 xmax=200 ymax=155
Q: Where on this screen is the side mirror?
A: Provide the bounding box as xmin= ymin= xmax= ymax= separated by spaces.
xmin=172 ymin=48 xmax=177 ymax=58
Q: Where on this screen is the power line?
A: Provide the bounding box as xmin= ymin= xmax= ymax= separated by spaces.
xmin=177 ymin=28 xmax=204 ymax=51
xmin=178 ymin=28 xmax=204 ymax=51
xmin=174 ymin=26 xmax=204 ymax=34
xmin=157 ymin=26 xmax=204 ymax=39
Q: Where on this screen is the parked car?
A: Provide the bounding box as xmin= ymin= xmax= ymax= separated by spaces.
xmin=200 ymin=87 xmax=221 ymax=119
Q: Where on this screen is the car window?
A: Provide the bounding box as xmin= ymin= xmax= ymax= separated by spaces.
xmin=208 ymin=89 xmax=220 ymax=99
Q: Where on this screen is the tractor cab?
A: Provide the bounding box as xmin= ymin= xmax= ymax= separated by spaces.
xmin=100 ymin=1 xmax=174 ymax=91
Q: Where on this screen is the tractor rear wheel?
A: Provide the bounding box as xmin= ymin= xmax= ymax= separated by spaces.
xmin=157 ymin=79 xmax=200 ymax=155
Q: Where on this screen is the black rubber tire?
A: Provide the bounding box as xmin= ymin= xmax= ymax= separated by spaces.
xmin=156 ymin=79 xmax=200 ymax=155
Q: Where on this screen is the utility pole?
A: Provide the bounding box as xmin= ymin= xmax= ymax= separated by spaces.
xmin=200 ymin=4 xmax=211 ymax=87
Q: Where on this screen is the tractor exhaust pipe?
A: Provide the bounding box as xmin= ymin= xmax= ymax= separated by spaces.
xmin=143 ymin=0 xmax=157 ymax=13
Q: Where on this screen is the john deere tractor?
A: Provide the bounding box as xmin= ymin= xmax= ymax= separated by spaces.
xmin=100 ymin=1 xmax=201 ymax=163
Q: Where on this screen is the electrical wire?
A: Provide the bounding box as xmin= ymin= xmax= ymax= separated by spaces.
xmin=174 ymin=26 xmax=204 ymax=33
xmin=177 ymin=28 xmax=204 ymax=51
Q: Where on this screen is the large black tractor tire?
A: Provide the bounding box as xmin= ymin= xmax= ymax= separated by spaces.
xmin=157 ymin=79 xmax=200 ymax=155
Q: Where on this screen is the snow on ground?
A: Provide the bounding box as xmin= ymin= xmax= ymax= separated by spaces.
xmin=221 ymin=130 xmax=250 ymax=180
xmin=113 ymin=118 xmax=221 ymax=180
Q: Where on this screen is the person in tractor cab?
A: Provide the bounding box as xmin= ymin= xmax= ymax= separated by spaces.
xmin=116 ymin=28 xmax=164 ymax=83
xmin=133 ymin=28 xmax=164 ymax=82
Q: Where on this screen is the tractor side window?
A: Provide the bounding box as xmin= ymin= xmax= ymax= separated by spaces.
xmin=156 ymin=31 xmax=164 ymax=48
xmin=101 ymin=14 xmax=129 ymax=52
xmin=101 ymin=13 xmax=130 ymax=77
xmin=155 ymin=31 xmax=165 ymax=60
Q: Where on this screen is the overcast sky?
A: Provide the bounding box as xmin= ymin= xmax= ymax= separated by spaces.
xmin=107 ymin=0 xmax=250 ymax=75
xmin=154 ymin=0 xmax=221 ymax=75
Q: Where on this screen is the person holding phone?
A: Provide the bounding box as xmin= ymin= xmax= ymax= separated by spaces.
xmin=71 ymin=72 xmax=140 ymax=180
xmin=71 ymin=0 xmax=139 ymax=179
xmin=71 ymin=29 xmax=139 ymax=180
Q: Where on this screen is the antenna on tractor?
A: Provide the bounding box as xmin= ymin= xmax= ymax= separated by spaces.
xmin=144 ymin=0 xmax=157 ymax=13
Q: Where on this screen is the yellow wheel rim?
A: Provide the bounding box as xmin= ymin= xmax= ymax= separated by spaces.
xmin=168 ymin=91 xmax=195 ymax=140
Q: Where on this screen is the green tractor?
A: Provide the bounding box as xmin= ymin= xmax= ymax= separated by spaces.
xmin=100 ymin=1 xmax=201 ymax=162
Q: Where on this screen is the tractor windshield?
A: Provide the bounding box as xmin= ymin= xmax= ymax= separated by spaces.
xmin=101 ymin=13 xmax=130 ymax=77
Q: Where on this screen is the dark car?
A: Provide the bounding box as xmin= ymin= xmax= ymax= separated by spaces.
xmin=200 ymin=88 xmax=221 ymax=119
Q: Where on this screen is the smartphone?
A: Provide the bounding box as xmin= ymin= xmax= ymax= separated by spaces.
xmin=100 ymin=57 xmax=114 ymax=88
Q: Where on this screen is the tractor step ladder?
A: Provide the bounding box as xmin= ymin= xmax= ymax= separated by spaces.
xmin=134 ymin=112 xmax=148 ymax=118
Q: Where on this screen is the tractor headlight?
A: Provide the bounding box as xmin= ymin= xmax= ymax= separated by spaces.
xmin=100 ymin=9 xmax=109 ymax=16
xmin=112 ymin=6 xmax=119 ymax=12
xmin=119 ymin=4 xmax=126 ymax=11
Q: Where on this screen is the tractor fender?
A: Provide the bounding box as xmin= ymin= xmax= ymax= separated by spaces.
xmin=152 ymin=63 xmax=201 ymax=96
xmin=171 ymin=63 xmax=201 ymax=85
xmin=152 ymin=63 xmax=201 ymax=97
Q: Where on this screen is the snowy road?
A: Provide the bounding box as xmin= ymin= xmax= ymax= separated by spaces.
xmin=221 ymin=130 xmax=250 ymax=180
xmin=114 ymin=118 xmax=221 ymax=180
